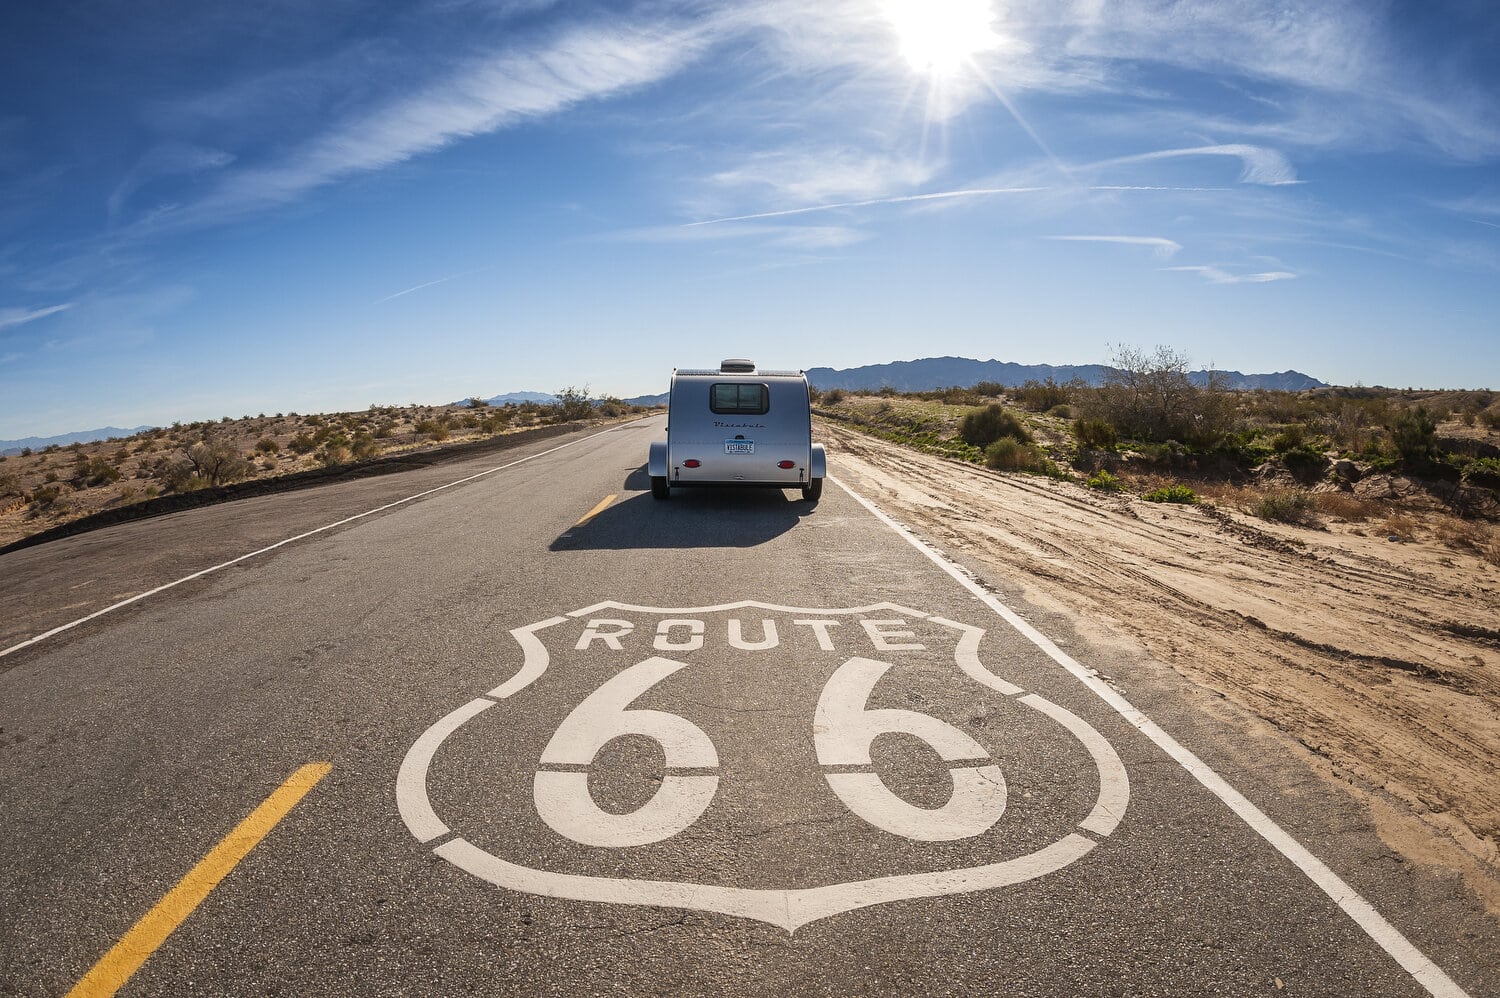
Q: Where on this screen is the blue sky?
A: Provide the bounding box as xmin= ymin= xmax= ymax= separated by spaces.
xmin=2 ymin=0 xmax=1498 ymax=438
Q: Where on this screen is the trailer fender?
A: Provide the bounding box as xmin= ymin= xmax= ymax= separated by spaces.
xmin=810 ymin=443 xmax=827 ymax=480
xmin=649 ymin=438 xmax=669 ymax=478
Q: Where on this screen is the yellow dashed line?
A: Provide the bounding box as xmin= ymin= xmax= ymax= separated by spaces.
xmin=66 ymin=762 xmax=332 ymax=998
xmin=574 ymin=494 xmax=618 ymax=527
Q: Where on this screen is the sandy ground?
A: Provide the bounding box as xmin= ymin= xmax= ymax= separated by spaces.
xmin=820 ymin=421 xmax=1500 ymax=916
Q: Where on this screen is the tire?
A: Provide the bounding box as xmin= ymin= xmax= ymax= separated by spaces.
xmin=801 ymin=477 xmax=823 ymax=502
xmin=651 ymin=476 xmax=670 ymax=500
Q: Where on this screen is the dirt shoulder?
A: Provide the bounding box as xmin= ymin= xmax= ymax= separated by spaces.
xmin=820 ymin=419 xmax=1500 ymax=915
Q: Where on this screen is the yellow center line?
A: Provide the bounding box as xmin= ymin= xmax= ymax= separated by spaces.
xmin=66 ymin=761 xmax=332 ymax=998
xmin=574 ymin=493 xmax=618 ymax=527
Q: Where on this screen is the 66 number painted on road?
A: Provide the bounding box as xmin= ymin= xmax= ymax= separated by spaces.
xmin=533 ymin=655 xmax=1007 ymax=848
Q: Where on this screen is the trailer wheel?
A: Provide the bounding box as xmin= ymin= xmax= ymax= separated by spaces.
xmin=651 ymin=476 xmax=670 ymax=500
xmin=801 ymin=478 xmax=822 ymax=502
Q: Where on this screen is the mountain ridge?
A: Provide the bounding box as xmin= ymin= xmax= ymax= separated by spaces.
xmin=1 ymin=425 xmax=157 ymax=456
xmin=804 ymin=356 xmax=1325 ymax=392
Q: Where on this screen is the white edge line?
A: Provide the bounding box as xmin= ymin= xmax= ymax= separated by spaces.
xmin=827 ymin=474 xmax=1469 ymax=998
xmin=0 ymin=427 xmax=623 ymax=660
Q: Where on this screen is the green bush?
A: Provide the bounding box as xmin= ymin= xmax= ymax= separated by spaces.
xmin=1072 ymin=418 xmax=1117 ymax=450
xmin=554 ymin=386 xmax=595 ymax=422
xmin=1087 ymin=469 xmax=1125 ymax=492
xmin=960 ymin=404 xmax=1031 ymax=447
xmin=1252 ymin=489 xmax=1315 ymax=523
xmin=255 ymin=437 xmax=280 ymax=454
xmin=288 ymin=433 xmax=316 ymax=454
xmin=1142 ymin=483 xmax=1198 ymax=504
xmin=1388 ymin=407 xmax=1437 ymax=466
xmin=984 ymin=438 xmax=1061 ymax=476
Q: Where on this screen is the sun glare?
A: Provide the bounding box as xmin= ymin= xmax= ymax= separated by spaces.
xmin=883 ymin=0 xmax=1001 ymax=76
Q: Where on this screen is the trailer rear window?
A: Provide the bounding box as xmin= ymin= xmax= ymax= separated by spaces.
xmin=710 ymin=383 xmax=769 ymax=415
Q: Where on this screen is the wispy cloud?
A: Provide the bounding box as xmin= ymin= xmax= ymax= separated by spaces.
xmin=108 ymin=144 xmax=235 ymax=222
xmin=688 ymin=187 xmax=1048 ymax=226
xmin=148 ymin=19 xmax=711 ymax=232
xmin=1162 ymin=265 xmax=1297 ymax=284
xmin=0 ymin=303 xmax=73 ymax=331
xmin=372 ymin=266 xmax=494 ymax=305
xmin=1046 ymin=235 xmax=1182 ymax=258
xmin=1095 ymin=145 xmax=1300 ymax=186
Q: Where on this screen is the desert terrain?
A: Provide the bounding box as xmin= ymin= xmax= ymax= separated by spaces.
xmin=815 ymin=401 xmax=1499 ymax=920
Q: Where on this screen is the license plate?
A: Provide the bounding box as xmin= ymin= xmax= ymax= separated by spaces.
xmin=724 ymin=439 xmax=755 ymax=454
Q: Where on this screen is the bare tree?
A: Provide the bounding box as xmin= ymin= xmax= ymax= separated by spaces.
xmin=1092 ymin=344 xmax=1231 ymax=446
xmin=183 ymin=435 xmax=254 ymax=487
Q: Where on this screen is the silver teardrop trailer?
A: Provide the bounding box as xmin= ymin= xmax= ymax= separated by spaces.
xmin=648 ymin=359 xmax=827 ymax=502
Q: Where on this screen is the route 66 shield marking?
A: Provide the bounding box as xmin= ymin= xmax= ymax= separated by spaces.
xmin=397 ymin=601 xmax=1129 ymax=932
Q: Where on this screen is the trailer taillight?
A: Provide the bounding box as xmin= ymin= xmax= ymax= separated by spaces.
xmin=777 ymin=460 xmax=796 ymax=469
xmin=683 ymin=459 xmax=701 ymax=468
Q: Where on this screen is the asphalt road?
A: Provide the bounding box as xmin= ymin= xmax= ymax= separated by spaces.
xmin=1 ymin=416 xmax=1493 ymax=997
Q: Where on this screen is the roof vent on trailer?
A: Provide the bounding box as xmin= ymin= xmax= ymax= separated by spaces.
xmin=720 ymin=358 xmax=756 ymax=373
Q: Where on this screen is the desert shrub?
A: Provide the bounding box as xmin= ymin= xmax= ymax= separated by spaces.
xmin=554 ymin=386 xmax=594 ymax=422
xmin=466 ymin=397 xmax=490 ymax=408
xmin=184 ymin=437 xmax=254 ymax=486
xmin=288 ymin=433 xmax=316 ymax=454
xmin=822 ymin=388 xmax=846 ymax=405
xmin=319 ymin=445 xmax=352 ymax=466
xmin=1142 ymin=483 xmax=1198 ymax=504
xmin=1014 ymin=378 xmax=1071 ymax=412
xmin=1252 ymin=489 xmax=1315 ymax=524
xmin=1085 ymin=344 xmax=1233 ymax=447
xmin=1048 ymin=404 xmax=1073 ymax=419
xmin=255 ymin=437 xmax=280 ymax=454
xmin=1072 ymin=418 xmax=1117 ymax=450
xmin=1380 ymin=512 xmax=1418 ymax=540
xmin=1461 ymin=457 xmax=1500 ymax=490
xmin=29 ymin=484 xmax=63 ymax=509
xmin=1087 ymin=469 xmax=1125 ymax=491
xmin=1480 ymin=409 xmax=1500 ymax=430
xmin=1313 ymin=493 xmax=1380 ymax=521
xmin=117 ymin=485 xmax=137 ymax=504
xmin=1270 ymin=424 xmax=1306 ymax=452
xmin=20 ymin=446 xmax=33 ymax=456
xmin=0 ymin=472 xmax=21 ymax=497
xmin=1279 ymin=447 xmax=1327 ymax=475
xmin=960 ymin=404 xmax=1031 ymax=447
xmin=350 ymin=432 xmax=380 ymax=460
xmin=77 ymin=456 xmax=122 ymax=487
xmin=1434 ymin=519 xmax=1500 ymax=565
xmin=984 ymin=437 xmax=1054 ymax=474
xmin=150 ymin=456 xmax=193 ymax=491
xmin=1388 ymin=407 xmax=1437 ymax=466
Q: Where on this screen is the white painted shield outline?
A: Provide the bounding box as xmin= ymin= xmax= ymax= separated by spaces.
xmin=397 ymin=601 xmax=1129 ymax=932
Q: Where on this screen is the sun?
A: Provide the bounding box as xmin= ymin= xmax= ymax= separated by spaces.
xmin=882 ymin=0 xmax=1001 ymax=77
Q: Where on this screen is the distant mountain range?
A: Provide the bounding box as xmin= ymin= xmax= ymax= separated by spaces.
xmin=454 ymin=391 xmax=560 ymax=406
xmin=805 ymin=357 xmax=1325 ymax=393
xmin=0 ymin=425 xmax=156 ymax=456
